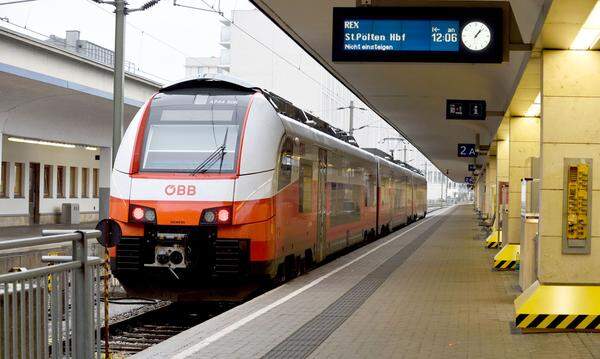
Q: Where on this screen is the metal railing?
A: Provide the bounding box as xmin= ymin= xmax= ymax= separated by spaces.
xmin=0 ymin=230 xmax=104 ymax=358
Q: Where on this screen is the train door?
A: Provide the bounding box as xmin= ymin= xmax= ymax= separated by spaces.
xmin=315 ymin=148 xmax=327 ymax=262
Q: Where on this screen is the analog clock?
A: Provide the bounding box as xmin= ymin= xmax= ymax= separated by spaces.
xmin=461 ymin=21 xmax=491 ymax=51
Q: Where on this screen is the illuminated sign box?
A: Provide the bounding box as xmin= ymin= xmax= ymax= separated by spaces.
xmin=332 ymin=7 xmax=505 ymax=63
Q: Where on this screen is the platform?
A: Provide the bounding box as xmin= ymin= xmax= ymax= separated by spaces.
xmin=134 ymin=205 xmax=600 ymax=358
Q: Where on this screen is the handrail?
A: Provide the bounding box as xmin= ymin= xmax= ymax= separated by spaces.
xmin=0 ymin=229 xmax=101 ymax=251
xmin=0 ymin=261 xmax=82 ymax=283
xmin=0 ymin=228 xmax=103 ymax=358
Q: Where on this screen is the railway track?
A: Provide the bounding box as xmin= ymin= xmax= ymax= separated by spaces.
xmin=106 ymin=302 xmax=236 ymax=356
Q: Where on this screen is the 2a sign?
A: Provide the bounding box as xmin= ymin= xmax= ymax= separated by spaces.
xmin=458 ymin=144 xmax=477 ymax=158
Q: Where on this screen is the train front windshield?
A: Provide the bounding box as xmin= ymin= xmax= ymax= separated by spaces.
xmin=140 ymin=88 xmax=253 ymax=173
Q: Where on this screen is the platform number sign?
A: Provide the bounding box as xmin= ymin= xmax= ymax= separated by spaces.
xmin=468 ymin=164 xmax=476 ymax=171
xmin=458 ymin=143 xmax=477 ymax=158
xmin=465 ymin=176 xmax=474 ymax=184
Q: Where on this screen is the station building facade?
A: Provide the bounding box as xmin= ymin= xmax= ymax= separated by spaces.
xmin=0 ymin=27 xmax=159 ymax=227
xmin=0 ymin=136 xmax=101 ymax=226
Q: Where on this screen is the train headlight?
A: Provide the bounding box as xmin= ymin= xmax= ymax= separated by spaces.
xmin=144 ymin=209 xmax=156 ymax=222
xmin=203 ymin=210 xmax=216 ymax=224
xmin=129 ymin=205 xmax=157 ymax=224
xmin=132 ymin=207 xmax=145 ymax=221
xmin=200 ymin=206 xmax=232 ymax=225
xmin=217 ymin=208 xmax=230 ymax=223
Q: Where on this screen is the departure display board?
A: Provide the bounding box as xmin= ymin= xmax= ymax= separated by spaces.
xmin=332 ymin=7 xmax=505 ymax=63
xmin=344 ymin=20 xmax=460 ymax=52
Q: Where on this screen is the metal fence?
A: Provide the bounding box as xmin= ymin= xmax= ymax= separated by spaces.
xmin=0 ymin=230 xmax=104 ymax=358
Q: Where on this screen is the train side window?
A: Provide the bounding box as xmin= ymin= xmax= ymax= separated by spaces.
xmin=299 ymin=160 xmax=313 ymax=213
xmin=277 ymin=137 xmax=293 ymax=191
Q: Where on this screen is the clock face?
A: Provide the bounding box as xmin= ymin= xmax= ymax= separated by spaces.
xmin=461 ymin=21 xmax=491 ymax=51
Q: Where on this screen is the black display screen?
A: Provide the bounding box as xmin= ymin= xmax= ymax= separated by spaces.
xmin=332 ymin=7 xmax=505 ymax=63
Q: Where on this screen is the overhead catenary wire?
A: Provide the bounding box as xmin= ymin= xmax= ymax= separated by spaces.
xmin=84 ymin=0 xmax=191 ymax=58
xmin=179 ymin=0 xmax=358 ymax=112
xmin=0 ymin=0 xmax=38 ymax=5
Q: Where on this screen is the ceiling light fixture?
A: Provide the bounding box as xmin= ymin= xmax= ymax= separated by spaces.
xmin=8 ymin=137 xmax=76 ymax=148
xmin=571 ymin=1 xmax=600 ymax=50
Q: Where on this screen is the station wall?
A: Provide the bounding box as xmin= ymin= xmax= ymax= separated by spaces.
xmin=0 ymin=135 xmax=101 ymax=226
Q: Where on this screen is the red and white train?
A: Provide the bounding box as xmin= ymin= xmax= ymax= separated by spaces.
xmin=104 ymin=75 xmax=427 ymax=300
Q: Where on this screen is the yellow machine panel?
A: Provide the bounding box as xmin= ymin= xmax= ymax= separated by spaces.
xmin=563 ymin=159 xmax=592 ymax=254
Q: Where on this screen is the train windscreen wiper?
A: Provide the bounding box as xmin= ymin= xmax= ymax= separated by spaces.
xmin=190 ymin=128 xmax=229 ymax=175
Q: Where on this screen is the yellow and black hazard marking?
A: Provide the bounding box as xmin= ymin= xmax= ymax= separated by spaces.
xmin=484 ymin=230 xmax=501 ymax=249
xmin=493 ymin=260 xmax=517 ymax=270
xmin=516 ymin=313 xmax=600 ymax=330
xmin=486 ymin=240 xmax=500 ymax=248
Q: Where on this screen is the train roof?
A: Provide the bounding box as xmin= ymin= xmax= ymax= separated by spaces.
xmin=161 ymin=73 xmax=260 ymax=93
xmin=160 ymin=75 xmax=424 ymax=177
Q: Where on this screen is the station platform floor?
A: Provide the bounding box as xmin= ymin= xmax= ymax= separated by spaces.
xmin=134 ymin=205 xmax=600 ymax=359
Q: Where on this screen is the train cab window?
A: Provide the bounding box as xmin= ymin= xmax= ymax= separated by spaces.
xmin=299 ymin=160 xmax=313 ymax=213
xmin=277 ymin=137 xmax=293 ymax=191
xmin=140 ymin=88 xmax=254 ymax=173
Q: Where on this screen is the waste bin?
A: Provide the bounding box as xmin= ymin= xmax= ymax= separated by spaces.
xmin=61 ymin=203 xmax=80 ymax=224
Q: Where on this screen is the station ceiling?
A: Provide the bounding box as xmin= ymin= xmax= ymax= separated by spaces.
xmin=250 ymin=0 xmax=552 ymax=182
xmin=0 ymin=72 xmax=139 ymax=147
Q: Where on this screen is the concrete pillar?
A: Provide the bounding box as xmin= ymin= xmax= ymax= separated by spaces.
xmin=515 ymin=50 xmax=600 ymax=328
xmin=538 ymin=50 xmax=600 ymax=284
xmin=98 ymin=147 xmax=111 ymax=220
xmin=507 ymin=117 xmax=540 ymax=244
xmin=485 ymin=158 xmax=497 ymax=219
xmin=477 ymin=171 xmax=486 ymax=213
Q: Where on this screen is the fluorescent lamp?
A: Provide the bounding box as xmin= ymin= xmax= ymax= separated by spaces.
xmin=524 ymin=92 xmax=541 ymax=117
xmin=571 ymin=1 xmax=600 ymax=50
xmin=8 ymin=137 xmax=76 ymax=148
xmin=85 ymin=146 xmax=99 ymax=151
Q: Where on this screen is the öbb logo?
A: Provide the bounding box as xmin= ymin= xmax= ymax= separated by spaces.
xmin=164 ymin=185 xmax=197 ymax=196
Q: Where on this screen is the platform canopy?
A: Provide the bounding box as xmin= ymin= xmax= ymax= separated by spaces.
xmin=250 ymin=0 xmax=552 ymax=182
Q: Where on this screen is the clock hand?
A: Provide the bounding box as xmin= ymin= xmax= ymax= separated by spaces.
xmin=474 ymin=29 xmax=483 ymax=38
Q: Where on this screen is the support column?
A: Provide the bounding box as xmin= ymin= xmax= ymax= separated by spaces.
xmin=491 ymin=119 xmax=514 ymax=263
xmin=494 ymin=116 xmax=540 ymax=270
xmin=484 ymin=158 xmax=497 ymax=221
xmin=507 ymin=117 xmax=540 ymax=244
xmin=515 ymin=50 xmax=600 ymax=330
xmin=497 ymin=131 xmax=509 ymax=228
xmin=477 ymin=173 xmax=485 ymax=213
xmin=98 ymin=147 xmax=111 ymax=221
